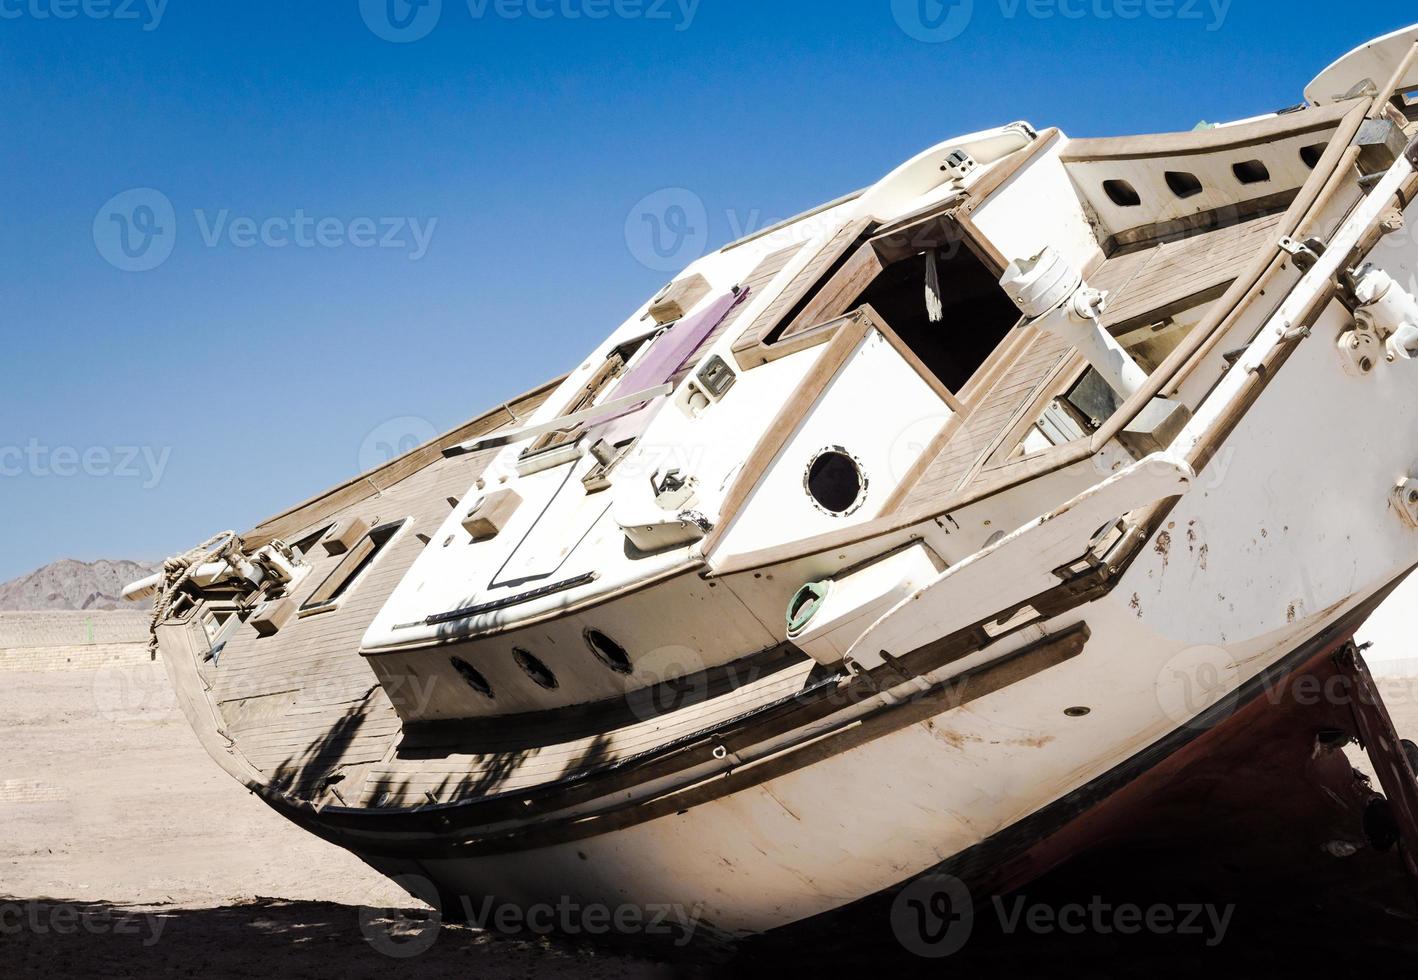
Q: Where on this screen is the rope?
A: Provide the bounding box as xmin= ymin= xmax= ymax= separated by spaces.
xmin=147 ymin=530 xmax=239 ymax=660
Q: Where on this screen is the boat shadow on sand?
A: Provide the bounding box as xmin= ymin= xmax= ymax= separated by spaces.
xmin=4 ymin=846 xmax=1415 ymax=979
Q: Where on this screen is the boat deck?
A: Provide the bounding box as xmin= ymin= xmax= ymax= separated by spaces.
xmin=898 ymin=212 xmax=1285 ymax=509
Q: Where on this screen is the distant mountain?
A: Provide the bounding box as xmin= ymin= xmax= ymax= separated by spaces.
xmin=0 ymin=559 xmax=161 ymax=611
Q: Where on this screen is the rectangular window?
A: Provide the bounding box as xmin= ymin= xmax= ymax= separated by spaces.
xmin=300 ymin=519 xmax=406 ymax=614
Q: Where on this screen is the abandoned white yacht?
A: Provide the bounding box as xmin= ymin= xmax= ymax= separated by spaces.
xmin=133 ymin=25 xmax=1418 ymax=944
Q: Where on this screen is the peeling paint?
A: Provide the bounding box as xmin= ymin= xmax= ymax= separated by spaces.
xmin=1154 ymin=530 xmax=1173 ymax=570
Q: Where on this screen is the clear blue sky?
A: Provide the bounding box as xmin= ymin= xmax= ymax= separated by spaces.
xmin=1 ymin=1 xmax=1412 ymax=582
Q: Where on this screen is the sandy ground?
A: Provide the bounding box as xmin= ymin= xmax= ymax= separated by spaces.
xmin=0 ymin=662 xmax=676 ymax=978
xmin=4 ymin=658 xmax=1418 ymax=977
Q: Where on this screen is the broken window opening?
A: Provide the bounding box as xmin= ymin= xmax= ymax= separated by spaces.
xmin=301 ymin=519 xmax=406 ymax=614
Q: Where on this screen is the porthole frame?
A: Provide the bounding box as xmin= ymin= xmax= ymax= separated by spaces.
xmin=803 ymin=446 xmax=869 ymax=517
xmin=1101 ymin=178 xmax=1142 ymax=208
xmin=450 ymin=656 xmax=494 ymax=700
xmin=513 ymin=647 xmax=560 ymax=690
xmin=585 ymin=629 xmax=634 ymax=675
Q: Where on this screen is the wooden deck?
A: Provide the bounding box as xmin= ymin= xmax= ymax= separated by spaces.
xmin=210 ymin=439 xmax=513 ymax=801
xmin=898 ymin=213 xmax=1284 ymax=510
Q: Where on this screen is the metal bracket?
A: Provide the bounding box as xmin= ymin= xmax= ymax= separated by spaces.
xmin=1279 ymin=236 xmax=1325 ymax=273
xmin=1337 ymin=327 xmax=1383 ymax=376
xmin=1334 ymin=643 xmax=1418 ymax=894
xmin=1394 ymin=479 xmax=1418 ymax=528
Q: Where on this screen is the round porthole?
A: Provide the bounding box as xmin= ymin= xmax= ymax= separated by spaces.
xmin=805 ymin=448 xmax=866 ymax=516
xmin=585 ymin=629 xmax=633 ymax=675
xmin=451 ymin=657 xmax=493 ymax=699
xmin=513 ymin=648 xmax=559 ymax=690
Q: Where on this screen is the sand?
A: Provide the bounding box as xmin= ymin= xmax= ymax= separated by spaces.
xmin=4 ymin=656 xmax=1417 ymax=977
xmin=0 ymin=660 xmax=674 ymax=978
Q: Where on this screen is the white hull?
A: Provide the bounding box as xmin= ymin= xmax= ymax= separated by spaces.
xmin=145 ymin=25 xmax=1418 ymax=945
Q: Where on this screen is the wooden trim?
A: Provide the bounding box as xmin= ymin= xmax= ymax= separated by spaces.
xmin=1058 ymin=102 xmax=1354 ymax=163
xmin=778 ymin=244 xmax=884 ymax=343
xmin=880 ymin=415 xmax=962 ymax=515
xmin=748 ymin=317 xmax=845 ymax=365
xmin=866 ymin=305 xmax=967 ymax=415
xmin=955 ymin=212 xmax=1009 ymax=275
xmin=953 ymin=322 xmax=1035 ymax=409
xmin=704 ymin=305 xmax=967 ymax=557
xmin=702 ymin=313 xmax=873 ymax=557
xmin=1103 ymin=188 xmax=1299 ymax=256
xmin=732 ymin=216 xmax=876 ymax=369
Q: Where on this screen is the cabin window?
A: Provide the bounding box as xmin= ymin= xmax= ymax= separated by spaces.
xmin=1102 ymin=179 xmax=1142 ymax=207
xmin=300 ymin=519 xmax=406 ymax=614
xmin=851 ymin=243 xmax=1022 ymax=394
xmin=1164 ymin=171 xmax=1204 ymax=199
xmin=1232 ymin=160 xmax=1271 ymax=185
xmin=585 ymin=629 xmax=633 ymax=675
xmin=805 ymin=448 xmax=866 ymax=515
xmin=1300 ymin=143 xmax=1326 ymax=169
xmin=452 ymin=657 xmax=494 ymax=699
xmin=291 ymin=524 xmax=334 ymax=559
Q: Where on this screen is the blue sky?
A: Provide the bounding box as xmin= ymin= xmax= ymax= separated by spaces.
xmin=1 ymin=0 xmax=1412 ymax=582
